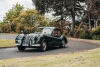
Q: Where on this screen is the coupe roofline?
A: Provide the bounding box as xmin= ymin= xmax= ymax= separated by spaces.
xmin=38 ymin=27 xmax=57 ymax=29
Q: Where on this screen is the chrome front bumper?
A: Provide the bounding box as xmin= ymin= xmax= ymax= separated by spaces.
xmin=15 ymin=43 xmax=40 ymax=47
xmin=15 ymin=43 xmax=21 ymax=46
xmin=31 ymin=44 xmax=40 ymax=47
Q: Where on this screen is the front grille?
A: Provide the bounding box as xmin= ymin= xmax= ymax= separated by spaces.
xmin=23 ymin=36 xmax=30 ymax=44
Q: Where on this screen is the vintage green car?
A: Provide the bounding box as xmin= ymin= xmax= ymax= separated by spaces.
xmin=15 ymin=27 xmax=68 ymax=51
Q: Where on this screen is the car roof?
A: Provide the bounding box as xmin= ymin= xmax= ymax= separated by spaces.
xmin=38 ymin=27 xmax=57 ymax=29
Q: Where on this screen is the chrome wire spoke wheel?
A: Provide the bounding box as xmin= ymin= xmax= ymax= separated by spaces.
xmin=42 ymin=42 xmax=47 ymax=51
xmin=41 ymin=40 xmax=47 ymax=52
xmin=62 ymin=40 xmax=66 ymax=48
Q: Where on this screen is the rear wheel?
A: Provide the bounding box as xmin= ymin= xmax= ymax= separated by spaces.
xmin=40 ymin=40 xmax=47 ymax=52
xmin=59 ymin=40 xmax=66 ymax=48
xmin=17 ymin=46 xmax=26 ymax=51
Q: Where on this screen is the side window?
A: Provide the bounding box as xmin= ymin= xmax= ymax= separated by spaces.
xmin=52 ymin=29 xmax=61 ymax=37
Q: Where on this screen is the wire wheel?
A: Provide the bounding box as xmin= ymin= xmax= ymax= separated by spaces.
xmin=41 ymin=40 xmax=47 ymax=52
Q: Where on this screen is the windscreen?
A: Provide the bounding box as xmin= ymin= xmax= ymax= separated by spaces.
xmin=42 ymin=28 xmax=52 ymax=35
xmin=35 ymin=28 xmax=53 ymax=35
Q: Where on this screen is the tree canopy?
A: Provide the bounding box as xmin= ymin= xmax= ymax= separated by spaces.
xmin=32 ymin=0 xmax=85 ymax=36
xmin=32 ymin=0 xmax=100 ymax=37
xmin=0 ymin=3 xmax=49 ymax=33
xmin=2 ymin=3 xmax=24 ymax=23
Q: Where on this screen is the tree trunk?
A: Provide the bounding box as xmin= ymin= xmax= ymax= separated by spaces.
xmin=75 ymin=14 xmax=87 ymax=38
xmin=75 ymin=21 xmax=84 ymax=38
xmin=69 ymin=8 xmax=75 ymax=37
xmin=95 ymin=18 xmax=99 ymax=27
xmin=88 ymin=16 xmax=91 ymax=30
xmin=93 ymin=19 xmax=98 ymax=28
xmin=94 ymin=20 xmax=96 ymax=28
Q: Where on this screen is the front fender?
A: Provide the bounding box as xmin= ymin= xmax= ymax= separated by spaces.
xmin=37 ymin=35 xmax=48 ymax=44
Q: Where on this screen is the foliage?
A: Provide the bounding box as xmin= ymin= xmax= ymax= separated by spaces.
xmin=3 ymin=3 xmax=24 ymax=23
xmin=15 ymin=9 xmax=48 ymax=27
xmin=63 ymin=30 xmax=68 ymax=36
xmin=76 ymin=26 xmax=100 ymax=40
xmin=91 ymin=26 xmax=100 ymax=35
xmin=0 ymin=3 xmax=49 ymax=33
xmin=14 ymin=9 xmax=48 ymax=33
xmin=32 ymin=0 xmax=86 ymax=37
xmin=92 ymin=35 xmax=100 ymax=40
xmin=48 ymin=20 xmax=58 ymax=27
xmin=32 ymin=0 xmax=84 ymax=19
xmin=0 ymin=23 xmax=11 ymax=33
xmin=79 ymin=30 xmax=92 ymax=39
xmin=16 ymin=23 xmax=24 ymax=33
xmin=79 ymin=26 xmax=92 ymax=39
xmin=24 ymin=26 xmax=35 ymax=34
xmin=15 ymin=23 xmax=35 ymax=34
xmin=91 ymin=26 xmax=100 ymax=40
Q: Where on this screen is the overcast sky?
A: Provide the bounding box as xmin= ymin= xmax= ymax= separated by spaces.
xmin=0 ymin=0 xmax=35 ymax=21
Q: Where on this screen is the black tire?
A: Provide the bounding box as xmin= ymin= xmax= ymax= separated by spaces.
xmin=40 ymin=40 xmax=47 ymax=52
xmin=17 ymin=46 xmax=26 ymax=51
xmin=59 ymin=40 xmax=66 ymax=48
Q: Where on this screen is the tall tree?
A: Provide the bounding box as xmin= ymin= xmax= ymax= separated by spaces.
xmin=2 ymin=3 xmax=24 ymax=23
xmin=32 ymin=0 xmax=85 ymax=36
xmin=86 ymin=0 xmax=100 ymax=28
xmin=75 ymin=0 xmax=100 ymax=37
xmin=14 ymin=9 xmax=48 ymax=27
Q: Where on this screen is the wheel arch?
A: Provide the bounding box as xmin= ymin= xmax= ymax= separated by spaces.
xmin=40 ymin=37 xmax=48 ymax=44
xmin=62 ymin=36 xmax=68 ymax=44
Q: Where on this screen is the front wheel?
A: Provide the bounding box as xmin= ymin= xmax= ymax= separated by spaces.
xmin=17 ymin=46 xmax=26 ymax=51
xmin=40 ymin=40 xmax=47 ymax=52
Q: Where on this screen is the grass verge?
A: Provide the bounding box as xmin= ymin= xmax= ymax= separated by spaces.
xmin=0 ymin=33 xmax=17 ymax=35
xmin=0 ymin=48 xmax=100 ymax=67
xmin=0 ymin=39 xmax=15 ymax=47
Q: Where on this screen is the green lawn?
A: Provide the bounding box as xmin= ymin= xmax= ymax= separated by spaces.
xmin=0 ymin=39 xmax=15 ymax=47
xmin=0 ymin=48 xmax=100 ymax=67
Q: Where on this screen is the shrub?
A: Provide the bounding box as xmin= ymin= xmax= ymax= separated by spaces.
xmin=91 ymin=26 xmax=100 ymax=35
xmin=16 ymin=23 xmax=24 ymax=33
xmin=63 ymin=30 xmax=68 ymax=36
xmin=79 ymin=30 xmax=92 ymax=39
xmin=0 ymin=24 xmax=11 ymax=33
xmin=24 ymin=27 xmax=35 ymax=34
xmin=10 ymin=23 xmax=17 ymax=32
xmin=77 ymin=25 xmax=92 ymax=39
xmin=91 ymin=26 xmax=100 ymax=40
xmin=92 ymin=35 xmax=100 ymax=40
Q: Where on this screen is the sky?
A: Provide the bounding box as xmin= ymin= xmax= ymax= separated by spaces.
xmin=0 ymin=0 xmax=54 ymax=22
xmin=0 ymin=0 xmax=35 ymax=21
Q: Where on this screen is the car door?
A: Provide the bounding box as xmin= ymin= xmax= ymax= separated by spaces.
xmin=51 ymin=29 xmax=62 ymax=46
xmin=41 ymin=28 xmax=54 ymax=46
xmin=44 ymin=35 xmax=55 ymax=46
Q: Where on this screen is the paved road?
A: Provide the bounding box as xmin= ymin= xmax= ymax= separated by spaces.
xmin=0 ymin=40 xmax=100 ymax=60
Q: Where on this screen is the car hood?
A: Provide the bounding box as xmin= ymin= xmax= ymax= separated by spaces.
xmin=28 ymin=33 xmax=41 ymax=38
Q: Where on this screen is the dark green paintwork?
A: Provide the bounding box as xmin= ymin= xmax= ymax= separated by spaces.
xmin=15 ymin=27 xmax=68 ymax=47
